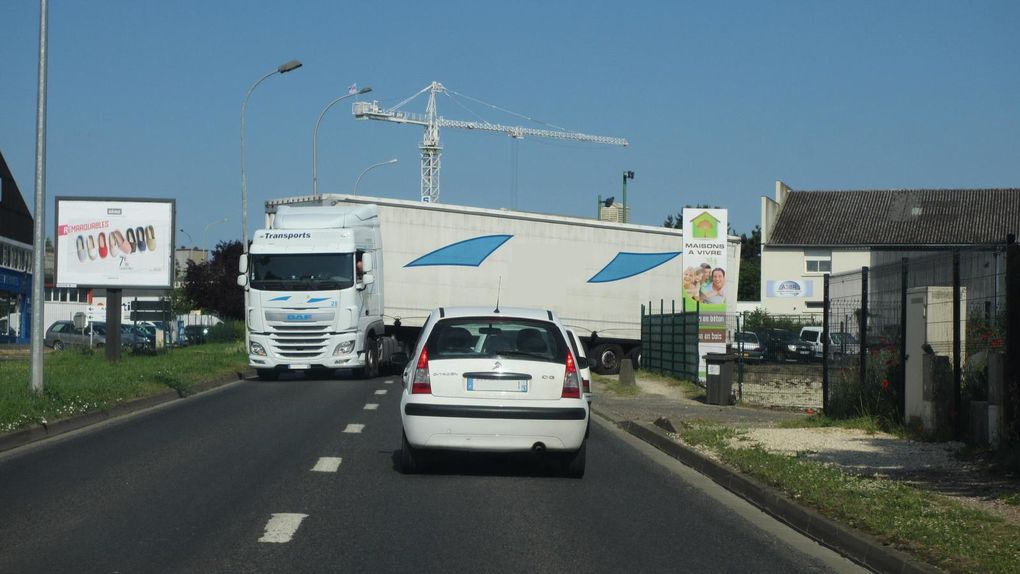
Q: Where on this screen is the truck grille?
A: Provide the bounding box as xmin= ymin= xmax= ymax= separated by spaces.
xmin=267 ymin=324 xmax=331 ymax=359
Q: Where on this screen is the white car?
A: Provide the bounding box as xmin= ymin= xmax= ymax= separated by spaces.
xmin=400 ymin=306 xmax=590 ymax=477
xmin=565 ymin=329 xmax=593 ymax=404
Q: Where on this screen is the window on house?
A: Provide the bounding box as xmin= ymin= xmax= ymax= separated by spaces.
xmin=805 ymin=250 xmax=832 ymax=274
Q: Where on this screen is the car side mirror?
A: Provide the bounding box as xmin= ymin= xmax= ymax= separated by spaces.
xmin=576 ymin=357 xmax=590 ymax=370
xmin=238 ymin=255 xmax=248 ymax=274
xmin=236 ymin=274 xmax=248 ymax=288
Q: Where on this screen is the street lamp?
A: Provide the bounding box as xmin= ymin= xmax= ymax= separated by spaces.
xmin=621 ymin=170 xmax=635 ymax=223
xmin=203 ymin=217 xmax=229 ymax=253
xmin=178 ymin=228 xmax=194 ymax=246
xmin=241 ymin=59 xmax=302 ymax=254
xmin=312 ymin=86 xmax=373 ymax=197
xmin=353 ymin=158 xmax=398 ymax=196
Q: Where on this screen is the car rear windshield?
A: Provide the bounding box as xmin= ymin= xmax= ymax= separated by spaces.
xmin=735 ymin=332 xmax=757 ymax=344
xmin=426 ymin=317 xmax=568 ymax=363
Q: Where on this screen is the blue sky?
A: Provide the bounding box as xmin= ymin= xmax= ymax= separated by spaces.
xmin=2 ymin=1 xmax=1018 ymax=247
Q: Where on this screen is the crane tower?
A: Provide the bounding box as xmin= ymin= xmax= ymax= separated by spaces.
xmin=353 ymin=81 xmax=628 ymax=203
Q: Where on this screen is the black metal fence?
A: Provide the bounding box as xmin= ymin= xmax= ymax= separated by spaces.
xmin=822 ymin=242 xmax=1017 ymax=444
xmin=640 ymin=300 xmax=699 ymax=382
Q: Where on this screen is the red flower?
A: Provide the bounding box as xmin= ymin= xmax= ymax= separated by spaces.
xmin=881 ymin=378 xmax=890 ymax=391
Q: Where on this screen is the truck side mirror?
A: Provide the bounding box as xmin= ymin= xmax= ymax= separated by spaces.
xmin=236 ymin=274 xmax=248 ymax=288
xmin=238 ymin=255 xmax=248 ymax=274
xmin=362 ymin=272 xmax=375 ymax=285
xmin=362 ymin=253 xmax=374 ymax=273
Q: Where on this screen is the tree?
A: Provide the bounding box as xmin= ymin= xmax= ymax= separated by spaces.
xmin=183 ymin=240 xmax=244 ymax=320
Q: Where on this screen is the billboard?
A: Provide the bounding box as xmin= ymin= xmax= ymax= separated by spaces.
xmin=681 ymin=208 xmax=728 ymax=378
xmin=55 ymin=198 xmax=175 ymax=289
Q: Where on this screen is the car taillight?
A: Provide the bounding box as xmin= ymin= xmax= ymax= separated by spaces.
xmin=562 ymin=352 xmax=581 ymax=399
xmin=411 ymin=347 xmax=432 ymax=394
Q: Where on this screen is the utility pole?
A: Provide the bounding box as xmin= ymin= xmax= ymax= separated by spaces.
xmin=29 ymin=0 xmax=49 ymax=393
xmin=622 ymin=170 xmax=635 ymax=223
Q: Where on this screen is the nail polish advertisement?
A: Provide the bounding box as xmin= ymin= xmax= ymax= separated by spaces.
xmin=55 ymin=198 xmax=176 ymax=289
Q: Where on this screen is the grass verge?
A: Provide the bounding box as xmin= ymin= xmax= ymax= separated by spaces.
xmin=635 ymin=369 xmax=704 ymax=400
xmin=591 ymin=373 xmax=639 ymax=396
xmin=678 ymin=423 xmax=1020 ymax=573
xmin=0 ymin=343 xmax=247 ymax=433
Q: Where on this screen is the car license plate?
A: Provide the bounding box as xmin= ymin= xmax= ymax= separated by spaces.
xmin=466 ymin=378 xmax=528 ymax=392
xmin=290 ymin=364 xmax=310 ymax=370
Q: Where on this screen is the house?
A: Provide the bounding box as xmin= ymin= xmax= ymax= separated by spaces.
xmin=760 ymin=181 xmax=1020 ymax=317
xmin=0 ymin=150 xmax=33 ymax=343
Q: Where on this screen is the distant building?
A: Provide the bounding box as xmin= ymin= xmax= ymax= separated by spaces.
xmin=175 ymin=247 xmax=208 ymax=275
xmin=0 ymin=149 xmax=33 ymax=343
xmin=598 ymin=203 xmax=630 ymax=223
xmin=760 ymin=181 xmax=1020 ymax=317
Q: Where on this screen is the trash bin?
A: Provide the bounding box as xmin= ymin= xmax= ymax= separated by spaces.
xmin=704 ymin=352 xmax=736 ymax=405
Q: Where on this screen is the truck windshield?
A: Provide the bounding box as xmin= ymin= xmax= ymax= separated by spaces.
xmin=250 ymin=253 xmax=355 ymax=291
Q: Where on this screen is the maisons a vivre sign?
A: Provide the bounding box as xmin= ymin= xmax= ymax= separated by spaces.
xmin=681 ymin=208 xmax=729 ymax=378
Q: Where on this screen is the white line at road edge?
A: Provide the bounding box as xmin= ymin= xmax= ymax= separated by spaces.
xmin=364 ymin=403 xmax=379 ymax=410
xmin=374 ymin=389 xmax=388 ymax=395
xmin=343 ymin=424 xmax=365 ymax=433
xmin=259 ymin=513 xmax=308 ymax=543
xmin=311 ymin=457 xmax=343 ymax=472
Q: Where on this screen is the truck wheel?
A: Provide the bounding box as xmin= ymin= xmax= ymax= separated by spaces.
xmin=257 ymin=368 xmax=279 ymax=381
xmin=367 ymin=338 xmax=381 ymax=378
xmin=627 ymin=347 xmax=642 ymax=370
xmin=591 ymin=344 xmax=624 ymax=375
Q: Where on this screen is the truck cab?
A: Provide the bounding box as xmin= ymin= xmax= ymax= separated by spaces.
xmin=239 ymin=204 xmax=384 ymax=379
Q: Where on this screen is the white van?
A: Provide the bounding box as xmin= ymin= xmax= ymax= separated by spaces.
xmin=799 ymin=327 xmax=860 ymax=359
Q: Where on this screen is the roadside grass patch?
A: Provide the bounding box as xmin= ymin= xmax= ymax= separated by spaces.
xmin=0 ymin=343 xmax=247 ymax=433
xmin=678 ymin=423 xmax=1020 ymax=573
xmin=592 ymin=374 xmax=639 ymax=396
xmin=636 ymin=370 xmax=704 ymax=400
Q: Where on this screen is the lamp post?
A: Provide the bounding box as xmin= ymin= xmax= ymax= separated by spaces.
xmin=312 ymin=86 xmax=372 ymax=198
xmin=621 ymin=170 xmax=635 ymax=224
xmin=353 ymin=158 xmax=398 ymax=196
xmin=178 ymin=228 xmax=194 ymax=246
xmin=241 ymin=59 xmax=302 ymax=254
xmin=203 ymin=217 xmax=229 ymax=253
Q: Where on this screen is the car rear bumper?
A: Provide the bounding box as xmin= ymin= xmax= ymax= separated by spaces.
xmin=402 ymin=399 xmax=588 ymax=452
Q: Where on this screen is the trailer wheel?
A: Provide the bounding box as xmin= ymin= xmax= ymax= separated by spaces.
xmin=627 ymin=347 xmax=642 ymax=370
xmin=591 ymin=344 xmax=624 ymax=375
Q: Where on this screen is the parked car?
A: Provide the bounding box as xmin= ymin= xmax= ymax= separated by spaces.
xmin=755 ymin=328 xmax=813 ymax=363
xmin=399 ymin=306 xmax=590 ymax=477
xmin=44 ymin=320 xmax=145 ymax=351
xmin=566 ymin=329 xmax=593 ymax=404
xmin=733 ymin=331 xmax=764 ymax=362
xmin=184 ymin=325 xmax=210 ymax=345
xmin=123 ymin=324 xmax=155 ymax=349
xmin=798 ymin=327 xmax=861 ymax=359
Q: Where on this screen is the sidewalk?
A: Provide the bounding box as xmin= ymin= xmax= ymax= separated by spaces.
xmin=591 ymin=373 xmax=1020 ymax=574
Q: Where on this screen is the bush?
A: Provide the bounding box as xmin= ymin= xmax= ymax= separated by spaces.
xmin=828 ymin=346 xmax=901 ymax=427
xmin=207 ymin=321 xmax=243 ymax=343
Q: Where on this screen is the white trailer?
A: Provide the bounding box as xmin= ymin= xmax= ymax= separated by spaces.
xmin=250 ymin=194 xmax=740 ymax=376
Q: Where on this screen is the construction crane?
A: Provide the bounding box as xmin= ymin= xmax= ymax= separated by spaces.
xmin=353 ymin=81 xmax=628 ymax=203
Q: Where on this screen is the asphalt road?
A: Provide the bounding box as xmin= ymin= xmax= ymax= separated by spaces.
xmin=0 ymin=374 xmax=864 ymax=573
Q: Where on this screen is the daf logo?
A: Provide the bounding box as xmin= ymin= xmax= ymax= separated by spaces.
xmin=286 ymin=313 xmax=313 ymax=321
xmin=492 ymin=361 xmax=502 ymax=370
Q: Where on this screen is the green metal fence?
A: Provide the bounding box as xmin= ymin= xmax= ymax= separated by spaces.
xmin=640 ymin=300 xmax=699 ymax=381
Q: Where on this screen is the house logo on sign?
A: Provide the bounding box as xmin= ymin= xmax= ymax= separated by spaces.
xmin=691 ymin=212 xmax=720 ymax=239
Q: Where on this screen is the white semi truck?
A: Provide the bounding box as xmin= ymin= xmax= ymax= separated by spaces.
xmin=239 ymin=194 xmax=741 ymax=379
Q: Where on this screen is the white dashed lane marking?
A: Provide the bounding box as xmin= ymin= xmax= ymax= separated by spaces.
xmin=259 ymin=513 xmax=308 ymax=543
xmin=343 ymin=424 xmax=365 ymax=434
xmin=384 ymin=379 xmax=394 ymax=385
xmin=374 ymin=389 xmax=388 ymax=395
xmin=311 ymin=457 xmax=343 ymax=472
xmin=364 ymin=403 xmax=379 ymax=410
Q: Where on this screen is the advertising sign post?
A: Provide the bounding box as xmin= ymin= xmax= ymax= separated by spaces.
xmin=54 ymin=197 xmax=175 ymax=361
xmin=681 ymin=208 xmax=729 ymax=379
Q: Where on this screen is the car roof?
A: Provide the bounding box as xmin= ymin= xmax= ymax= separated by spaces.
xmin=433 ymin=306 xmax=558 ymax=322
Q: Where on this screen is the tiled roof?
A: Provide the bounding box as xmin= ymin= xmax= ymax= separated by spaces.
xmin=768 ymin=189 xmax=1020 ymax=246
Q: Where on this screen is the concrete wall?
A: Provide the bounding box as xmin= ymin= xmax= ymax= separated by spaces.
xmin=740 ymin=364 xmax=823 ymax=409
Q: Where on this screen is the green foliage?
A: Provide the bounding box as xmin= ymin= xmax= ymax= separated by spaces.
xmin=183 ymin=240 xmax=245 ymax=320
xmin=207 ymin=321 xmax=244 ymax=343
xmin=739 ymin=308 xmax=813 ymax=332
xmin=827 ymin=347 xmax=902 ymax=428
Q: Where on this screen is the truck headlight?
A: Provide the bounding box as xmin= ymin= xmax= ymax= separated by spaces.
xmin=250 ymin=341 xmax=267 ymax=356
xmin=787 ymin=344 xmax=797 ymax=351
xmin=334 ymin=341 xmax=355 ymax=356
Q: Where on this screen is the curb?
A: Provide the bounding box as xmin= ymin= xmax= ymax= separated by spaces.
xmin=597 ymin=408 xmax=940 ymax=574
xmin=0 ymin=369 xmax=253 ymax=454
